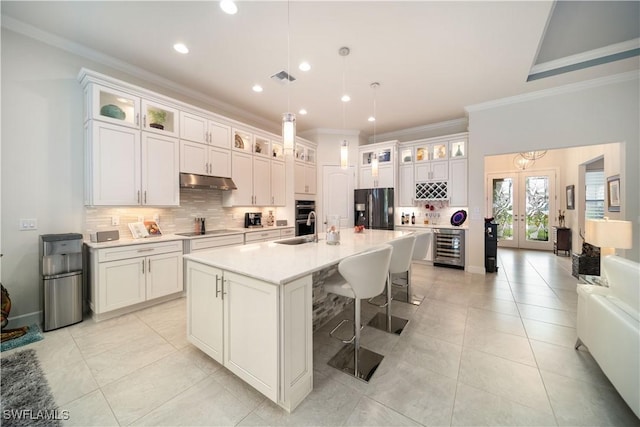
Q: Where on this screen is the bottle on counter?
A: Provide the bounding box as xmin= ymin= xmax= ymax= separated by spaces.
xmin=266 ymin=210 xmax=275 ymax=226
xmin=411 ymin=213 xmax=415 ymax=224
xmin=401 ymin=212 xmax=405 ymax=224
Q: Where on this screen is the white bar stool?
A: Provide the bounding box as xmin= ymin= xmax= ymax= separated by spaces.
xmin=323 ymin=244 xmax=393 ymax=382
xmin=368 ymin=234 xmax=416 ymax=335
xmin=392 ymin=231 xmax=431 ymax=306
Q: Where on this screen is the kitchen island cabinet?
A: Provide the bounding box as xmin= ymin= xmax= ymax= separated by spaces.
xmin=184 ymin=229 xmax=411 ymax=412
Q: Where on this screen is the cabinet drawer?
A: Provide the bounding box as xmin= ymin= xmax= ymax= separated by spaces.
xmin=280 ymin=228 xmax=295 ymax=238
xmin=190 ymin=234 xmax=244 ymax=252
xmin=245 ymin=230 xmax=281 ymax=243
xmin=97 ymin=240 xmax=183 ymax=262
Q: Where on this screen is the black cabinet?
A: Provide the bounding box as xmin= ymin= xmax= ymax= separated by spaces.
xmin=553 ymin=227 xmax=571 ymax=256
xmin=485 ymin=222 xmax=498 ymax=273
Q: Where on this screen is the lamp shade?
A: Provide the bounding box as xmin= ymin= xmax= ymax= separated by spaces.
xmin=282 ymin=113 xmax=296 ymax=150
xmin=585 ymin=219 xmax=632 ymax=249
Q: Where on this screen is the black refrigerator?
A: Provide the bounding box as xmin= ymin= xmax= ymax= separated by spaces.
xmin=354 ymin=188 xmax=395 ymax=230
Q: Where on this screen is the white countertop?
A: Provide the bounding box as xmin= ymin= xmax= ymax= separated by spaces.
xmin=183 ymin=229 xmax=414 ymax=285
xmin=84 ymin=225 xmax=294 ymax=249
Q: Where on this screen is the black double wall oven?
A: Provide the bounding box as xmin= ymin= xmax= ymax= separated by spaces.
xmin=295 ymin=200 xmax=315 ymax=236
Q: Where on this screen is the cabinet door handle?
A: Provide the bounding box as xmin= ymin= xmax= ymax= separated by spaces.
xmin=137 ymin=190 xmax=141 ymax=203
xmin=136 ymin=113 xmax=140 ymax=126
xmin=141 ymin=259 xmax=145 ymax=274
xmin=144 ymin=191 xmax=147 ymax=204
xmin=222 ymin=278 xmax=227 ymax=300
xmin=215 ymin=275 xmax=221 ymax=298
xmin=143 ymin=115 xmax=147 ymax=128
xmin=148 ymin=259 xmax=151 ymax=273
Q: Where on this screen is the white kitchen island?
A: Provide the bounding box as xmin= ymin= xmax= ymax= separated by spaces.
xmin=183 ymin=229 xmax=412 ymax=412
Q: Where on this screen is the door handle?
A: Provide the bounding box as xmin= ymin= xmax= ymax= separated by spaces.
xmin=141 ymin=259 xmax=145 ymax=274
xmin=143 ymin=115 xmax=147 ymax=128
xmin=148 ymin=259 xmax=151 ymax=273
xmin=135 ymin=113 xmax=140 ymax=126
xmin=137 ymin=190 xmax=141 ymax=204
xmin=144 ymin=191 xmax=147 ymax=204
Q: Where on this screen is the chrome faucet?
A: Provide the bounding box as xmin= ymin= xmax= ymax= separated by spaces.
xmin=306 ymin=211 xmax=318 ymax=243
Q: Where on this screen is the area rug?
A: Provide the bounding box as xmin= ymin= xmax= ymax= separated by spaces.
xmin=1 ymin=349 xmax=61 ymax=426
xmin=1 ymin=324 xmax=44 ymax=352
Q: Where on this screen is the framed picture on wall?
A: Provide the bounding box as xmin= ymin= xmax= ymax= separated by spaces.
xmin=566 ymin=185 xmax=575 ymax=210
xmin=607 ymin=175 xmax=621 ymax=212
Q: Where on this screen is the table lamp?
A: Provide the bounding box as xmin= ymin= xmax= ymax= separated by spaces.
xmin=585 ymin=218 xmax=633 ymax=275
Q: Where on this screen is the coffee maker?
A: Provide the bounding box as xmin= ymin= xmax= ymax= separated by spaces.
xmin=244 ymin=212 xmax=263 ymax=228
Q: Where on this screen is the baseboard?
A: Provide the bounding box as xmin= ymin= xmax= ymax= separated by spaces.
xmin=466 ymin=265 xmax=486 ymax=275
xmin=5 ymin=311 xmax=42 ymax=329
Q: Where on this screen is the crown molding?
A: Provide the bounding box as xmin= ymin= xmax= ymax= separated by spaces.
xmin=530 ymin=38 xmax=640 ymax=76
xmin=368 ymin=118 xmax=468 ymax=143
xmin=2 ymin=16 xmax=280 ymax=133
xmin=465 ymin=70 xmax=640 ymax=113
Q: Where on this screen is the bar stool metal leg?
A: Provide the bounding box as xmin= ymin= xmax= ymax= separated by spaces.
xmin=368 ymin=273 xmax=409 ymax=335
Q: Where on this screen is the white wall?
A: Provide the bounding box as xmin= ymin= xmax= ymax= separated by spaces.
xmin=468 ymin=73 xmax=639 ymax=273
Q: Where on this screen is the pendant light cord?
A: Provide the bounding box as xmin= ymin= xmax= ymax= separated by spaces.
xmin=287 ymin=0 xmax=291 ymax=114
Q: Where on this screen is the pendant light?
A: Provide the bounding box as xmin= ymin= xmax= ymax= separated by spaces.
xmin=513 ymin=153 xmax=535 ymax=170
xmin=370 ymin=82 xmax=380 ymax=178
xmin=521 ymin=150 xmax=547 ymax=160
xmin=282 ymin=1 xmax=296 ymax=150
xmin=339 ymin=47 xmax=350 ymax=169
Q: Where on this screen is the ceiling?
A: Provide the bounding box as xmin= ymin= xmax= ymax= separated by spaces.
xmin=2 ymin=1 xmax=639 ymax=138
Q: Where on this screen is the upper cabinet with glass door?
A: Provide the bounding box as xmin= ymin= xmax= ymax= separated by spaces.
xmin=87 ymin=84 xmax=141 ymax=129
xmin=141 ymin=100 xmax=179 ymax=137
xmin=399 ymin=147 xmax=413 ymax=164
xmin=253 ymin=135 xmax=271 ymax=158
xmin=271 ymin=140 xmax=284 ymax=161
xmin=449 ymin=138 xmax=467 ymax=159
xmin=295 ymin=143 xmax=316 ymax=164
xmin=415 ymin=141 xmax=448 ymax=162
xmin=232 ymin=128 xmax=252 ymax=153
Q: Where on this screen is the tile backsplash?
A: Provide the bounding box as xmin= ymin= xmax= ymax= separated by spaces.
xmin=84 ymin=189 xmax=286 ymax=239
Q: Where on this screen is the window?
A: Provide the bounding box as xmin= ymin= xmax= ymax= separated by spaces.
xmin=585 ymin=170 xmax=605 ymax=219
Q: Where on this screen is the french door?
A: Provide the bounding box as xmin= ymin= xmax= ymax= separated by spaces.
xmin=488 ymin=170 xmax=556 ymax=250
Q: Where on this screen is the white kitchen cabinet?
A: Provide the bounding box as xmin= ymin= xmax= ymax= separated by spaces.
xmin=415 ymin=160 xmax=448 ymax=182
xmin=415 ymin=141 xmax=448 ymax=162
xmin=448 ymin=158 xmax=468 ymax=207
xmin=141 ymin=99 xmax=179 ymax=137
xmin=85 ymin=121 xmax=141 ymax=206
xmin=85 ymin=83 xmax=140 ymax=129
xmin=185 ymin=262 xmax=279 ymax=401
xmin=245 ymin=229 xmax=281 ymax=243
xmin=358 ymin=141 xmax=396 ymax=189
xmin=180 ymin=140 xmax=231 ymax=178
xmin=180 ymin=111 xmax=231 ymax=149
xmin=142 ymin=132 xmax=180 ymax=206
xmin=186 ymin=233 xmax=245 ymax=253
xmin=449 ymin=138 xmax=467 ymax=159
xmin=187 ymin=262 xmax=224 ymax=363
xmin=270 ymin=160 xmax=286 ymax=206
xmin=399 ymin=164 xmax=415 ymax=206
xmin=280 ymin=227 xmax=295 ymax=238
xmin=223 ymin=152 xmax=271 ymax=206
xmin=294 ymin=140 xmax=317 ymax=195
xmin=89 ymin=240 xmax=183 ymax=318
xmin=85 ymin=121 xmax=179 ymax=206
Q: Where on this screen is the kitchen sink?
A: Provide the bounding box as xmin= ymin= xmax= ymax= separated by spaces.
xmin=274 ymin=237 xmax=315 ymax=245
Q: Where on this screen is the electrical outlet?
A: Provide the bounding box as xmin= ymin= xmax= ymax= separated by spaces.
xmin=137 ymin=215 xmax=144 ymax=223
xmin=111 ymin=216 xmax=120 ymax=226
xmin=19 ymin=218 xmax=38 ymax=231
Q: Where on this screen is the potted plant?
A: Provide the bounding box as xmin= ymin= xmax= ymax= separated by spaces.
xmin=147 ymin=109 xmax=167 ymax=130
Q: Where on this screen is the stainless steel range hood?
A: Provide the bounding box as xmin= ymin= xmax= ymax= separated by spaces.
xmin=180 ymin=173 xmax=237 ymax=190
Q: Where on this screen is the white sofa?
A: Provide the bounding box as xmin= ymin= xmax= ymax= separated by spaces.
xmin=576 ymin=255 xmax=640 ymax=418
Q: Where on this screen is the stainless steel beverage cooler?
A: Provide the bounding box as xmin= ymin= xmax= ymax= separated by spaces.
xmin=40 ymin=233 xmax=84 ymax=331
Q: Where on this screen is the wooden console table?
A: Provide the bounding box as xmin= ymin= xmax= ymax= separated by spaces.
xmin=553 ymin=226 xmax=571 ymax=256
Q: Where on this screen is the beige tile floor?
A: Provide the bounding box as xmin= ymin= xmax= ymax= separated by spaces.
xmin=4 ymin=248 xmax=639 ymax=426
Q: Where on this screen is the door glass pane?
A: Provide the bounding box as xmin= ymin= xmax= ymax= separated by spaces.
xmin=492 ymin=178 xmax=514 ymax=241
xmin=525 ymin=176 xmax=549 ymax=242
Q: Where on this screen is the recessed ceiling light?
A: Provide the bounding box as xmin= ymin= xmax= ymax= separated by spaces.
xmin=252 ymin=84 xmax=263 ymax=93
xmin=298 ymin=62 xmax=311 ymax=72
xmin=368 ymin=116 xmax=376 ymax=122
xmin=220 ymin=0 xmax=238 ymax=15
xmin=173 ymin=43 xmax=189 ymax=54
xmin=341 ymin=94 xmax=351 ymax=103
xmin=299 ymin=109 xmax=308 ymax=115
